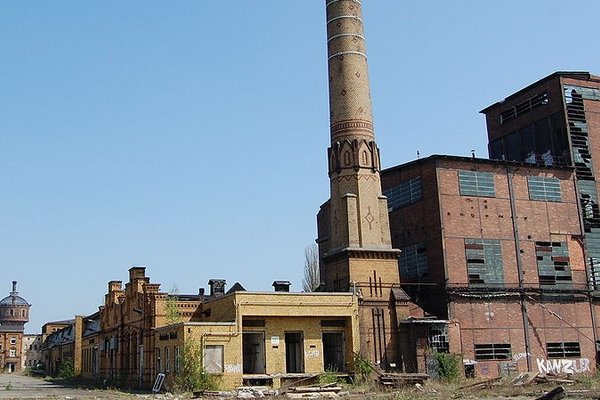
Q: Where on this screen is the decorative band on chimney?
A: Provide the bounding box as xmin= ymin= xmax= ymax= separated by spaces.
xmin=328 ymin=51 xmax=367 ymax=61
xmin=330 ymin=120 xmax=373 ymax=136
xmin=326 ymin=0 xmax=362 ymax=8
xmin=326 ymin=15 xmax=363 ymax=25
xmin=327 ymin=33 xmax=365 ymax=43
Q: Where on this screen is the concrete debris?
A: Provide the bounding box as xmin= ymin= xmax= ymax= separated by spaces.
xmin=192 ymin=386 xmax=278 ymax=398
xmin=284 ymin=383 xmax=343 ymax=398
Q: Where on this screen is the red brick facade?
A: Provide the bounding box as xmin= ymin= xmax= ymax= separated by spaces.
xmin=382 ymin=156 xmax=598 ymax=378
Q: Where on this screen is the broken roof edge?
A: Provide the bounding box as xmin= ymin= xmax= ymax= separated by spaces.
xmin=479 ymin=70 xmax=598 ymax=114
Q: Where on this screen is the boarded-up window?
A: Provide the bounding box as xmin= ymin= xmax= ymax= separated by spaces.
xmin=465 ymin=239 xmax=503 ymax=286
xmin=383 ymin=177 xmax=422 ymax=211
xmin=535 ymin=241 xmax=572 ymax=287
xmin=458 ymin=171 xmax=495 ymax=197
xmin=547 ymin=342 xmax=581 ymax=358
xmin=203 ymin=345 xmax=224 ymax=373
xmin=528 ymin=177 xmax=562 ymax=202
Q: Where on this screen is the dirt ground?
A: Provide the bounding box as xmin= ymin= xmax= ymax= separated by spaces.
xmin=0 ymin=373 xmax=598 ymax=400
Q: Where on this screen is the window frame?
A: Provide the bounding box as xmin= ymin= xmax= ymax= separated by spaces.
xmin=528 ymin=176 xmax=562 ymax=202
xmin=474 ymin=343 xmax=512 ymax=361
xmin=465 ymin=239 xmax=504 ymax=286
xmin=458 ymin=170 xmax=496 ymax=197
xmin=546 ymin=342 xmax=581 ymax=359
xmin=203 ymin=345 xmax=224 ymax=374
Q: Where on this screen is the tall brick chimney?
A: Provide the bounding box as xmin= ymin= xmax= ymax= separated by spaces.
xmin=317 ymin=0 xmax=404 ymax=367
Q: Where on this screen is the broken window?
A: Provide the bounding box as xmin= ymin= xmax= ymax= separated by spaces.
xmin=590 ymin=257 xmax=600 ymax=290
xmin=458 ymin=171 xmax=495 ymax=197
xmin=465 ymin=239 xmax=504 ymax=286
xmin=474 ymin=343 xmax=512 ymax=360
xmin=528 ymin=177 xmax=562 ymax=202
xmin=399 ymin=242 xmax=428 ymax=281
xmin=500 ymin=92 xmax=548 ymax=124
xmin=428 ymin=324 xmax=449 ymax=353
xmin=383 ymin=177 xmax=422 ymax=211
xmin=547 ymin=342 xmax=581 ymax=358
xmin=204 ymin=345 xmax=224 ymax=373
xmin=535 ymin=241 xmax=572 ymax=287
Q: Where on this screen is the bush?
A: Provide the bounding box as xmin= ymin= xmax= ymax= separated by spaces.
xmin=56 ymin=358 xmax=75 ymax=379
xmin=352 ymin=353 xmax=374 ymax=383
xmin=174 ymin=339 xmax=219 ymax=392
xmin=434 ymin=352 xmax=461 ymax=383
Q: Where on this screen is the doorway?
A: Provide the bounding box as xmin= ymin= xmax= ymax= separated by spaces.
xmin=322 ymin=332 xmax=345 ymax=372
xmin=243 ymin=332 xmax=266 ymax=374
xmin=285 ymin=332 xmax=304 ymax=373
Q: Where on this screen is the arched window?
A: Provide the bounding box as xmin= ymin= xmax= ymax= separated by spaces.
xmin=343 ymin=151 xmax=351 ymax=166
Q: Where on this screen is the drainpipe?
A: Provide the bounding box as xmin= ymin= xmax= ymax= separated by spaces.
xmin=507 ymin=167 xmax=532 ymax=371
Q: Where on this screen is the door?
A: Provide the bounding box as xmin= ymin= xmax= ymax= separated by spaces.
xmin=322 ymin=332 xmax=345 ymax=372
xmin=285 ymin=332 xmax=304 ymax=373
xmin=243 ymin=332 xmax=266 ymax=374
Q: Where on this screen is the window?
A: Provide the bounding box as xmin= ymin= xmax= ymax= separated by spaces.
xmin=174 ymin=346 xmax=180 ymax=373
xmin=465 ymin=239 xmax=504 ymax=286
xmin=399 ymin=243 xmax=428 ymax=280
xmin=500 ymin=92 xmax=548 ymax=124
xmin=9 ymin=349 xmax=16 ymax=357
xmin=528 ymin=177 xmax=562 ymax=202
xmin=203 ymin=345 xmax=224 ymax=373
xmin=10 ymin=337 xmax=16 ymax=345
xmin=535 ymin=241 xmax=572 ymax=287
xmin=156 ymin=348 xmax=161 ymax=373
xmin=547 ymin=342 xmax=581 ymax=358
xmin=475 ymin=344 xmax=512 ymax=360
xmin=458 ymin=171 xmax=495 ymax=197
xmin=383 ymin=177 xmax=422 ymax=211
xmin=428 ymin=324 xmax=449 ymax=353
xmin=165 ymin=347 xmax=170 ymax=373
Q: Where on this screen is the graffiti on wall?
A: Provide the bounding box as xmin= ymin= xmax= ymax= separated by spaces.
xmin=536 ymin=357 xmax=590 ymax=374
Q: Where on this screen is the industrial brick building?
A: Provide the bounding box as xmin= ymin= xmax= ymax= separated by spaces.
xmin=381 ymin=155 xmax=596 ymax=378
xmin=482 ymin=72 xmax=600 ymax=290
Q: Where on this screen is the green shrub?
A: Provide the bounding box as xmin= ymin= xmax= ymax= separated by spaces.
xmin=352 ymin=353 xmax=374 ymax=383
xmin=174 ymin=339 xmax=219 ymax=392
xmin=434 ymin=352 xmax=461 ymax=383
xmin=56 ymin=358 xmax=75 ymax=379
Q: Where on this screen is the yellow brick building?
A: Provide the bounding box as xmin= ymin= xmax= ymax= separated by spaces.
xmin=43 ymin=267 xmax=360 ymax=391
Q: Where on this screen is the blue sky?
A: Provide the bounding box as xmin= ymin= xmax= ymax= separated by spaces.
xmin=2 ymin=1 xmax=600 ymax=332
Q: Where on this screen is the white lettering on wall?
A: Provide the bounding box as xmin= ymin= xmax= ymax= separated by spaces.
xmin=512 ymin=352 xmax=530 ymax=362
xmin=224 ymin=364 xmax=242 ymax=373
xmin=536 ymin=357 xmax=590 ymax=374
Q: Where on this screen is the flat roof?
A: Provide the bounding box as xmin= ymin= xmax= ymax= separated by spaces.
xmin=382 ymin=154 xmax=574 ymax=175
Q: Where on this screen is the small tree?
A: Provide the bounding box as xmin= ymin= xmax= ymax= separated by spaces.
xmin=302 ymin=244 xmax=320 ymax=292
xmin=174 ymin=338 xmax=218 ymax=392
xmin=166 ymin=284 xmax=181 ymax=325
